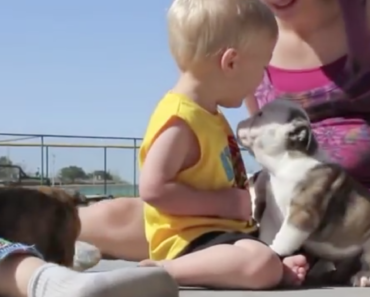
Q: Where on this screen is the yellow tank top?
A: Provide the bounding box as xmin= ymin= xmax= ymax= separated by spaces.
xmin=139 ymin=93 xmax=257 ymax=260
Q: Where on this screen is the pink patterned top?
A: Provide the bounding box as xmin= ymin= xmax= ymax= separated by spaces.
xmin=255 ymin=0 xmax=370 ymax=187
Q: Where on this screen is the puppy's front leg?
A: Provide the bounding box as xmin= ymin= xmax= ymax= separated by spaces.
xmin=270 ymin=165 xmax=341 ymax=257
xmin=269 ymin=214 xmax=310 ymax=257
xmin=269 ymin=199 xmax=318 ymax=256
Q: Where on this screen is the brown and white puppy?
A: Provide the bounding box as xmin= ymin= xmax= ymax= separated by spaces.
xmin=0 ymin=186 xmax=81 ymax=267
xmin=237 ymin=99 xmax=370 ymax=287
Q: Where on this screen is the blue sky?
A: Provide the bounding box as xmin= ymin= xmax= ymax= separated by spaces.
xmin=0 ymin=0 xmax=259 ymax=183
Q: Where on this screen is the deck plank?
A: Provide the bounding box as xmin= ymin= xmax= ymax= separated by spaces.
xmin=88 ymin=260 xmax=369 ymax=296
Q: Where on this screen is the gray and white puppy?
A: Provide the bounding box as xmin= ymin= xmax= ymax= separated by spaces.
xmin=237 ymin=99 xmax=370 ymax=287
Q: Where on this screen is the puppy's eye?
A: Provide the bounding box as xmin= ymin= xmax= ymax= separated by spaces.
xmin=257 ymin=111 xmax=263 ymax=117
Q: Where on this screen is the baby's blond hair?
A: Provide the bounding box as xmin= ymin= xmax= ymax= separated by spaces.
xmin=168 ymin=0 xmax=277 ymax=71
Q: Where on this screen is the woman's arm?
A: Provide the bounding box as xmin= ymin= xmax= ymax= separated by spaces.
xmin=340 ymin=0 xmax=370 ymax=69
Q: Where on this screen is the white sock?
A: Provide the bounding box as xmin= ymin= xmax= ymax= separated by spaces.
xmin=28 ymin=263 xmax=178 ymax=297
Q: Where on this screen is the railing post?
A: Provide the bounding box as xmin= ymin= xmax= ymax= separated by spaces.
xmin=40 ymin=136 xmax=44 ymax=184
xmin=103 ymin=147 xmax=107 ymax=195
xmin=133 ymin=138 xmax=137 ymax=196
xmin=45 ymin=146 xmax=49 ymax=178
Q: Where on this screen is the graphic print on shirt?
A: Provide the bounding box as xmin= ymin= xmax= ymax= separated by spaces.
xmin=219 ymin=136 xmax=247 ymax=187
xmin=227 ymin=135 xmax=248 ymax=190
xmin=220 ymin=146 xmax=234 ymax=182
xmin=227 ymin=134 xmax=255 ymax=227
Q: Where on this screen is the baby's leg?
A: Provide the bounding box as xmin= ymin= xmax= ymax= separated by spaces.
xmin=142 ymin=232 xmax=283 ymax=289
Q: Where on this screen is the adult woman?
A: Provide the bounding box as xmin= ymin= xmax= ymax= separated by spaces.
xmin=79 ymin=0 xmax=370 ymax=268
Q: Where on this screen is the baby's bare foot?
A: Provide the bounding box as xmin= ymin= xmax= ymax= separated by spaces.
xmin=282 ymin=254 xmax=309 ymax=287
xmin=139 ymin=259 xmax=161 ymax=267
xmin=139 ymin=259 xmax=170 ymax=268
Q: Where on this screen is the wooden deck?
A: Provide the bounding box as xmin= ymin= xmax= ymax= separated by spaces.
xmin=88 ymin=260 xmax=369 ymax=297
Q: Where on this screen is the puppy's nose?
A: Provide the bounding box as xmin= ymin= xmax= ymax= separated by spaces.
xmin=236 ymin=135 xmax=244 ymax=146
xmin=236 ymin=121 xmax=249 ymax=140
xmin=236 ymin=129 xmax=249 ymax=148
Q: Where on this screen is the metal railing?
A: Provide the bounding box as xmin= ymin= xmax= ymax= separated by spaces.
xmin=0 ymin=133 xmax=142 ymax=197
xmin=0 ymin=133 xmax=259 ymax=197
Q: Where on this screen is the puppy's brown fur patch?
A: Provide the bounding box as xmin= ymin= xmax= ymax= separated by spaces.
xmin=288 ymin=164 xmax=346 ymax=234
xmin=289 ymin=163 xmax=370 ymax=250
xmin=0 ymin=187 xmax=81 ymax=266
xmin=286 ymin=163 xmax=370 ymax=286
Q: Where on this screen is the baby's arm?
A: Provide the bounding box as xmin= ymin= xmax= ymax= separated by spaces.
xmin=140 ymin=117 xmax=250 ymax=220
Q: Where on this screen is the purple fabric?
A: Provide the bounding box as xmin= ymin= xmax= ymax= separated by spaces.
xmin=255 ymin=0 xmax=370 ymax=187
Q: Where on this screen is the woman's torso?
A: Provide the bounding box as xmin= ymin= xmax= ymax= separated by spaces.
xmin=254 ymin=1 xmax=370 ymax=188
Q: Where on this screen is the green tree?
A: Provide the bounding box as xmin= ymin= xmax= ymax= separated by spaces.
xmin=88 ymin=170 xmax=113 ymax=180
xmin=0 ymin=156 xmax=12 ymax=165
xmin=110 ymin=173 xmax=123 ymax=183
xmin=0 ymin=156 xmax=15 ymax=179
xmin=59 ymin=166 xmax=87 ymax=182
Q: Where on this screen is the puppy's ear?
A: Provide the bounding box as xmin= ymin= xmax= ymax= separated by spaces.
xmin=287 ymin=120 xmax=317 ymax=154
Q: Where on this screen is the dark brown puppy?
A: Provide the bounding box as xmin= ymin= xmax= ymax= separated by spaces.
xmin=0 ymin=186 xmax=81 ymax=267
xmin=38 ymin=186 xmax=89 ymax=206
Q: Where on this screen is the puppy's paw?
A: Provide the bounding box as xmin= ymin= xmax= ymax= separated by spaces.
xmin=351 ymin=271 xmax=370 ymax=287
xmin=269 ymin=222 xmax=309 ymax=257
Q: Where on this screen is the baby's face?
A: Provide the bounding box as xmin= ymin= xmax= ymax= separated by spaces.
xmin=218 ymin=34 xmax=276 ymax=108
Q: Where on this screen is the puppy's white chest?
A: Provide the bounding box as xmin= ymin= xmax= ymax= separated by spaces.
xmin=270 ymin=159 xmax=320 ymax=215
xmin=258 ymin=158 xmax=323 ymax=245
xmin=258 ymin=177 xmax=295 ymax=244
xmin=269 ymin=177 xmax=296 ymax=216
